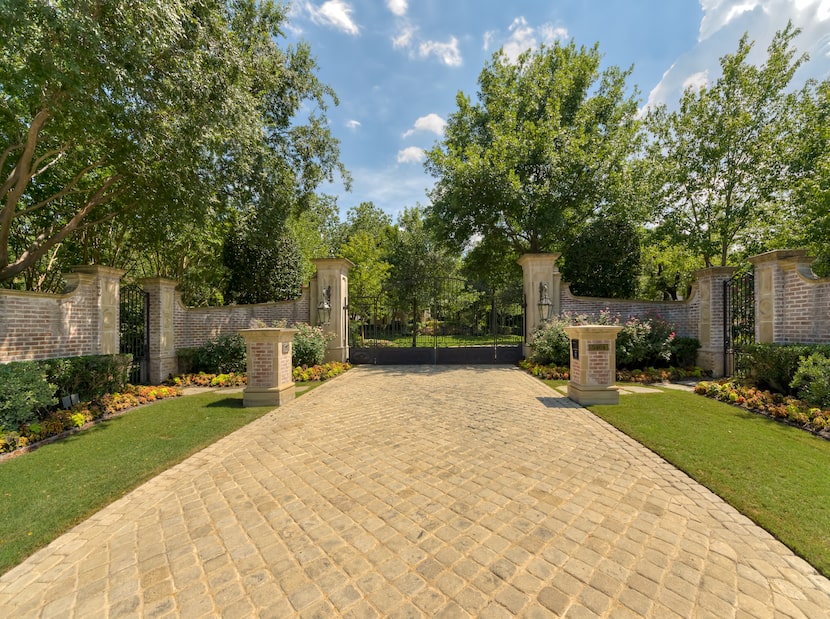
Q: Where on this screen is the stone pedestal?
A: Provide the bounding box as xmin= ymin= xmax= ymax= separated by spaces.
xmin=564 ymin=325 xmax=622 ymax=405
xmin=240 ymin=328 xmax=298 ymax=407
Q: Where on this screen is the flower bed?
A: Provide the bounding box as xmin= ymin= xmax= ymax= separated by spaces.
xmin=520 ymin=360 xmax=706 ymax=383
xmin=695 ymin=381 xmax=830 ymax=437
xmin=167 ymin=362 xmax=352 ymax=388
xmin=1 ymin=384 xmax=182 ymax=455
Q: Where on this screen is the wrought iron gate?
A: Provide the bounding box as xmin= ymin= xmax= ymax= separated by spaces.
xmin=349 ymin=277 xmax=525 ymax=364
xmin=120 ymin=283 xmax=149 ymax=384
xmin=723 ymin=270 xmax=755 ymax=377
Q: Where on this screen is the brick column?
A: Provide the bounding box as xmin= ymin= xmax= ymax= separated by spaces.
xmin=518 ymin=254 xmax=561 ymax=358
xmin=66 ymin=265 xmax=126 ymax=355
xmin=139 ymin=277 xmax=179 ymax=385
xmin=694 ymin=266 xmax=736 ymax=377
xmin=749 ymin=249 xmax=811 ymax=344
xmin=311 ymin=258 xmax=353 ymax=363
xmin=564 ymin=325 xmax=622 ymax=405
xmin=240 ymin=328 xmax=297 ymax=407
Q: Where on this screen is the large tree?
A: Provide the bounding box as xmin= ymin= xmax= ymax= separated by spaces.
xmin=425 ymin=41 xmax=642 ymax=255
xmin=0 ymin=0 xmax=346 ymax=286
xmin=645 ymin=23 xmax=806 ymax=267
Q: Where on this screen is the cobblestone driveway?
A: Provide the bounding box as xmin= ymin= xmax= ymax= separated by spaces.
xmin=1 ymin=365 xmax=829 ymax=617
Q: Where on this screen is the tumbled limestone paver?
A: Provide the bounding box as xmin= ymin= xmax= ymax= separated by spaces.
xmin=1 ymin=365 xmax=829 ymax=617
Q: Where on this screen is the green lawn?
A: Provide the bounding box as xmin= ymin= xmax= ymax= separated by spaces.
xmin=0 ymin=388 xmax=314 ymax=576
xmin=541 ymin=381 xmax=830 ymax=579
xmin=354 ymin=333 xmax=523 ymax=347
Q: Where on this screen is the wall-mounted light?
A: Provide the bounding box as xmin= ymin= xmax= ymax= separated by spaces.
xmin=317 ymin=285 xmax=332 ymax=325
xmin=538 ymin=281 xmax=553 ymax=323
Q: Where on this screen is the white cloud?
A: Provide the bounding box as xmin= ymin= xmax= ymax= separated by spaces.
xmin=418 ymin=37 xmax=462 ymax=67
xmin=397 ymin=146 xmax=426 ymax=163
xmin=393 ymin=24 xmax=416 ymax=49
xmin=305 ymin=1 xmax=359 ymax=36
xmin=489 ymin=16 xmax=569 ymax=63
xmin=682 ymin=70 xmax=709 ymax=91
xmin=346 ymin=119 xmax=361 ymax=129
xmin=402 ymin=113 xmax=447 ymax=138
xmin=387 ymin=0 xmax=407 ymax=17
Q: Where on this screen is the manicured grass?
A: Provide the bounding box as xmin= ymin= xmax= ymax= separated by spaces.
xmin=355 ymin=334 xmax=523 ymax=348
xmin=0 ymin=391 xmax=278 ymax=575
xmin=543 ymin=382 xmax=830 ymax=579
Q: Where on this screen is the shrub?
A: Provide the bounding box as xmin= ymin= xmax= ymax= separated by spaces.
xmin=529 ymin=316 xmax=571 ymax=366
xmin=791 ymin=353 xmax=830 ymax=408
xmin=528 ymin=311 xmax=676 ymax=369
xmin=670 ymin=337 xmax=701 ymax=367
xmin=190 ymin=334 xmax=247 ymax=374
xmin=738 ymin=343 xmax=830 ymax=394
xmin=0 ymin=362 xmax=57 ymax=431
xmin=292 ymin=323 xmax=331 ymax=367
xmin=42 ymin=354 xmax=132 ymax=400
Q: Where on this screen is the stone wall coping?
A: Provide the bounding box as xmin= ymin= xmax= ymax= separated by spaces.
xmin=560 ymin=282 xmax=698 ymax=306
xmin=748 ymin=249 xmax=810 ymax=265
xmin=68 ymin=265 xmax=127 ymax=278
xmin=312 ymin=257 xmax=355 ymax=270
xmin=693 ymin=266 xmax=737 ymax=279
xmin=517 ymin=253 xmax=561 ymax=266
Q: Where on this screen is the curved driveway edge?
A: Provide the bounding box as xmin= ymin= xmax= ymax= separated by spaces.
xmin=1 ymin=365 xmax=828 ymax=617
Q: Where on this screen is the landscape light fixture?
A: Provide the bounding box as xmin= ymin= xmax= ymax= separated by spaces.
xmin=317 ymin=285 xmax=332 ymax=326
xmin=538 ymin=281 xmax=553 ymax=323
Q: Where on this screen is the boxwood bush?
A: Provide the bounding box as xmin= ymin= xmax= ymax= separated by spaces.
xmin=737 ymin=343 xmax=830 ymax=394
xmin=0 ymin=362 xmax=56 ymax=431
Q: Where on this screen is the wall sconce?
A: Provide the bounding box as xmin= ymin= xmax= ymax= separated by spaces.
xmin=317 ymin=285 xmax=332 ymax=325
xmin=538 ymin=281 xmax=553 ymax=322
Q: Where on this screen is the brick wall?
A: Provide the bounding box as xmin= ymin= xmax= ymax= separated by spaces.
xmin=560 ymin=283 xmax=699 ymax=338
xmin=774 ymin=264 xmax=830 ymax=344
xmin=173 ymin=288 xmax=311 ymax=350
xmin=0 ymin=272 xmax=101 ymax=362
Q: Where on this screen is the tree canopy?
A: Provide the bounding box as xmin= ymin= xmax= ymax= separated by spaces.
xmin=645 ymin=23 xmax=806 ymax=267
xmin=0 ymin=0 xmax=346 ymax=286
xmin=425 ymin=41 xmax=642 ymax=256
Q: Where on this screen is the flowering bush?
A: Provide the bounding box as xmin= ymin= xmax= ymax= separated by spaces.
xmin=695 ymin=380 xmax=830 ymax=435
xmin=529 ymin=310 xmax=676 ymax=369
xmin=291 ymin=322 xmax=332 ymax=367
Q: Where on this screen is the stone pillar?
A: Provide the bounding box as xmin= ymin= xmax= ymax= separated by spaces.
xmin=564 ymin=325 xmax=622 ymax=405
xmin=311 ymin=258 xmax=353 ymax=363
xmin=240 ymin=328 xmax=297 ymax=407
xmin=694 ymin=266 xmax=736 ymax=377
xmin=749 ymin=249 xmax=811 ymax=344
xmin=139 ymin=277 xmax=179 ymax=385
xmin=66 ymin=265 xmax=125 ymax=355
xmin=518 ymin=254 xmax=561 ymax=358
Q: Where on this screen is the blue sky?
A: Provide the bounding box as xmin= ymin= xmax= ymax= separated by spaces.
xmin=285 ymin=0 xmax=830 ymax=220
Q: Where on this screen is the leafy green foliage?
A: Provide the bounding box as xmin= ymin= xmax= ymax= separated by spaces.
xmin=646 ymin=24 xmax=805 ymax=267
xmin=292 ymin=323 xmax=331 ymax=368
xmin=670 ymin=337 xmax=701 ymax=368
xmin=528 ymin=316 xmax=572 ymax=366
xmin=529 ymin=311 xmax=676 ymax=369
xmin=0 ymin=0 xmax=346 ymax=289
xmin=791 ymin=353 xmax=830 ymax=408
xmin=426 ymin=41 xmax=642 ymax=256
xmin=737 ymin=343 xmax=830 ymax=395
xmin=561 ymin=217 xmax=641 ymax=298
xmin=189 ymin=334 xmax=248 ymax=375
xmin=223 ymin=224 xmax=304 ymax=304
xmin=42 ymin=354 xmax=132 ymax=401
xmin=0 ymin=363 xmax=56 ymax=431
